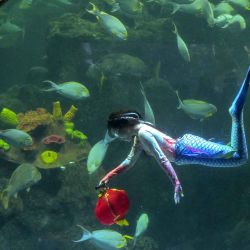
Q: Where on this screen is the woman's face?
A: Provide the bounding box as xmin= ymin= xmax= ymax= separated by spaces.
xmin=111 ymin=126 xmax=134 ymax=141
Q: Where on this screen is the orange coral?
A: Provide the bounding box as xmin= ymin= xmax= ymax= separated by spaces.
xmin=17 ymin=108 xmax=54 ymax=132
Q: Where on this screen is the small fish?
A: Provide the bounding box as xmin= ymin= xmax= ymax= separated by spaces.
xmin=172 ymin=23 xmax=190 ymax=62
xmin=133 ymin=213 xmax=149 ymax=247
xmin=1 ymin=163 xmax=41 ymax=209
xmin=0 ymin=20 xmax=23 ymax=36
xmin=87 ymin=140 xmax=109 ymax=174
xmin=214 ymin=14 xmax=246 ymax=30
xmin=86 ymin=2 xmax=128 ymax=40
xmin=74 ymin=225 xmax=133 ymax=250
xmin=225 ymin=0 xmax=250 ymax=10
xmin=140 ymin=83 xmax=155 ymax=125
xmin=112 ymin=0 xmax=143 ymax=16
xmin=43 ymin=80 xmax=90 ymax=100
xmin=222 ymin=14 xmax=246 ymax=30
xmin=213 ymin=2 xmax=234 ymax=16
xmin=0 ymin=129 xmax=33 ymax=148
xmin=175 ymin=91 xmax=217 ymax=121
xmin=170 ymin=0 xmax=204 ymax=15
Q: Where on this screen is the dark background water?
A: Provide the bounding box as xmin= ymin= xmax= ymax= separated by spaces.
xmin=0 ymin=0 xmax=250 ymax=249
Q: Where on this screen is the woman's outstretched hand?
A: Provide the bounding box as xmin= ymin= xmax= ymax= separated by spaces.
xmin=95 ymin=177 xmax=109 ymax=190
xmin=174 ymin=183 xmax=184 ymax=204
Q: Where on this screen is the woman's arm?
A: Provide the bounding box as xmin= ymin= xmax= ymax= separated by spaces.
xmin=99 ymin=136 xmax=142 ymax=184
xmin=138 ymin=129 xmax=183 ymax=203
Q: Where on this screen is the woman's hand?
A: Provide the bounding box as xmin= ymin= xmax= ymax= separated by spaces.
xmin=174 ymin=183 xmax=184 ymax=204
xmin=95 ymin=177 xmax=109 ymax=190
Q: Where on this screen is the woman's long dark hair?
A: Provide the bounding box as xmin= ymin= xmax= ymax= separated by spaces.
xmin=107 ymin=110 xmax=143 ymax=131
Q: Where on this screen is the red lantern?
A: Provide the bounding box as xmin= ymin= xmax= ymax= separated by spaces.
xmin=95 ymin=188 xmax=130 ymax=226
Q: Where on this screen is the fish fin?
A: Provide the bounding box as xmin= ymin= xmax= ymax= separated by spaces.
xmin=139 ymin=81 xmax=146 ymax=97
xmin=111 ymin=2 xmax=120 ymax=12
xmin=1 ymin=189 xmax=9 ymax=209
xmin=116 ymin=218 xmax=129 ymax=226
xmin=175 ymin=90 xmax=183 ymax=108
xmin=132 ymin=237 xmax=137 ymax=248
xmin=26 ymin=187 xmax=30 ymax=192
xmin=73 ymin=225 xmax=92 ymax=242
xmin=123 ymin=235 xmax=133 ymax=240
xmin=86 ymin=2 xmax=99 ymax=15
xmin=42 ymin=80 xmax=58 ymax=92
xmin=170 ymin=2 xmax=180 ymax=14
xmin=172 ymin=22 xmax=178 ymax=35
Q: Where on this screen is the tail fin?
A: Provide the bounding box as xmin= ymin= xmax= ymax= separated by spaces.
xmin=132 ymin=236 xmax=138 ymax=248
xmin=73 ymin=225 xmax=92 ymax=242
xmin=139 ymin=82 xmax=146 ymax=98
xmin=42 ymin=80 xmax=58 ymax=92
xmin=170 ymin=2 xmax=180 ymax=14
xmin=175 ymin=90 xmax=182 ymax=109
xmin=86 ymin=2 xmax=99 ymax=15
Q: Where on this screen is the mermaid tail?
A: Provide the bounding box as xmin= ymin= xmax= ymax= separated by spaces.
xmin=175 ymin=66 xmax=250 ymax=167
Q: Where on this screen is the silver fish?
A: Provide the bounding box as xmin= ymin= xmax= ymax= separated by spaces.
xmin=43 ymin=80 xmax=90 ymax=100
xmin=172 ymin=23 xmax=190 ymax=62
xmin=1 ymin=163 xmax=41 ymax=209
xmin=0 ymin=129 xmax=33 ymax=148
xmin=176 ymin=91 xmax=217 ymax=121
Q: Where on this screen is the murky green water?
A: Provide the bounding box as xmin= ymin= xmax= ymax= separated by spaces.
xmin=0 ymin=0 xmax=250 ymax=249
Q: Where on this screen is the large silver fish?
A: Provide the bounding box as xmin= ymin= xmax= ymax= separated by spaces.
xmin=0 ymin=129 xmax=33 ymax=148
xmin=1 ymin=163 xmax=41 ymax=209
xmin=176 ymin=91 xmax=217 ymax=121
xmin=43 ymin=80 xmax=90 ymax=100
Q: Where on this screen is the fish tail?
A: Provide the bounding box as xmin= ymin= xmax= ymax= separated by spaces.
xmin=175 ymin=90 xmax=182 ymax=109
xmin=139 ymin=82 xmax=146 ymax=97
xmin=172 ymin=22 xmax=178 ymax=34
xmin=1 ymin=189 xmax=9 ymax=210
xmin=73 ymin=225 xmax=92 ymax=242
xmin=131 ymin=236 xmax=137 ymax=248
xmin=170 ymin=2 xmax=180 ymax=14
xmin=86 ymin=2 xmax=99 ymax=15
xmin=42 ymin=80 xmax=58 ymax=92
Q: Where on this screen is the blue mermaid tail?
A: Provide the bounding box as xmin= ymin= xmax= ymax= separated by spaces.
xmin=175 ymin=66 xmax=250 ymax=167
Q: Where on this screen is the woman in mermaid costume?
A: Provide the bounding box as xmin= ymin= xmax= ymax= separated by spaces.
xmin=97 ymin=67 xmax=250 ymax=204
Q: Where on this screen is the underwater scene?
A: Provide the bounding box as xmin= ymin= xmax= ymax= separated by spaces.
xmin=0 ymin=0 xmax=250 ymax=249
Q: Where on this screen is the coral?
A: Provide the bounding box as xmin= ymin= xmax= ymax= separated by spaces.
xmin=17 ymin=108 xmax=53 ymax=132
xmin=48 ymin=13 xmax=109 ymax=41
xmin=52 ymin=101 xmax=63 ymax=121
xmin=0 ymin=139 xmax=10 ymax=151
xmin=40 ymin=151 xmax=58 ymax=164
xmin=64 ymin=122 xmax=74 ymax=136
xmin=0 ymin=108 xmax=18 ymax=127
xmin=63 ymin=105 xmax=78 ymax=122
xmin=42 ymin=135 xmax=65 ymax=145
xmin=71 ymin=130 xmax=88 ymax=142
